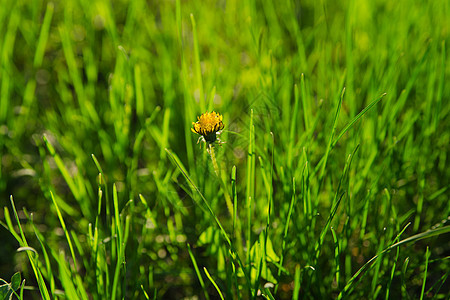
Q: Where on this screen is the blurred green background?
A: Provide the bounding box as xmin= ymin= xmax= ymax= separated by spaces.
xmin=0 ymin=0 xmax=449 ymax=299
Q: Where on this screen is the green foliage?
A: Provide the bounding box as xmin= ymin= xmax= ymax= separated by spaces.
xmin=0 ymin=272 xmax=22 ymax=300
xmin=0 ymin=0 xmax=449 ymax=299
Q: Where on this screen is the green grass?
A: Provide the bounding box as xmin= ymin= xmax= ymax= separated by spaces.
xmin=1 ymin=0 xmax=449 ymax=299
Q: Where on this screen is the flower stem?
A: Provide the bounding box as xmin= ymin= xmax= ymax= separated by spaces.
xmin=208 ymin=143 xmax=220 ymax=176
xmin=208 ymin=144 xmax=233 ymax=217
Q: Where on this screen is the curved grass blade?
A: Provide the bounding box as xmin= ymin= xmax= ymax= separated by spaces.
xmin=332 ymin=93 xmax=387 ymax=148
xmin=187 ymin=244 xmax=210 ymax=300
xmin=204 ymin=267 xmax=225 ymax=300
xmin=314 ymin=92 xmax=386 ymax=175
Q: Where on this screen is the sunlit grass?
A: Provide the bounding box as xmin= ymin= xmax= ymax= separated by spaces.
xmin=1 ymin=0 xmax=449 ymax=299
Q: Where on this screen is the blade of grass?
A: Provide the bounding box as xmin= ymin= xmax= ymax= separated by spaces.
xmin=33 ymin=2 xmax=54 ymax=67
xmin=332 ymin=93 xmax=387 ymax=148
xmin=385 ymin=248 xmax=400 ymax=300
xmin=141 ymin=285 xmax=150 ymax=300
xmin=44 ymin=135 xmax=93 ymax=219
xmin=300 ymin=74 xmax=310 ymax=133
xmin=9 ymin=196 xmax=51 ymax=300
xmin=3 ymin=207 xmax=22 ymax=243
xmin=385 ymin=243 xmax=400 ymax=300
xmin=92 ymin=154 xmax=110 ymax=218
xmin=315 ymin=145 xmax=359 ymax=262
xmin=360 ymin=189 xmax=372 ymax=239
xmin=112 ymin=183 xmax=122 ymax=253
xmin=176 ymin=0 xmax=196 ymax=177
xmin=207 ymin=85 xmax=216 ymax=112
xmin=331 ymin=227 xmax=341 ymax=290
xmin=301 ymin=150 xmax=312 ymax=225
xmin=314 ymin=192 xmax=345 ymax=261
xmin=58 ymin=250 xmax=79 ymax=300
xmin=262 ymin=287 xmax=276 ymax=300
xmin=49 ymin=192 xmax=80 ymax=281
xmin=187 ymin=243 xmax=210 ymax=300
xmin=345 ymin=0 xmax=355 ymax=116
xmin=419 ymin=246 xmax=430 ymax=300
xmin=134 ymin=64 xmax=144 ymax=120
xmin=0 ymin=5 xmax=19 ymax=123
xmin=232 ymin=165 xmax=237 ymax=233
xmin=43 ymin=200 xmax=88 ymax=300
xmin=288 ymin=83 xmax=300 ymax=165
xmin=314 ymin=92 xmax=386 ymax=175
xmin=190 ymin=13 xmax=205 ymax=111
xmin=111 ymin=215 xmax=130 ymax=300
xmin=246 ymin=109 xmax=255 ymax=264
xmin=292 ymin=264 xmax=301 ymax=300
xmin=318 ymin=87 xmax=345 ymax=182
xmin=278 ymin=177 xmax=296 ymax=278
xmin=231 ymin=261 xmax=241 ymax=300
xmin=204 ymin=267 xmax=224 ymax=300
xmin=433 ymin=40 xmax=445 ymax=131
xmin=429 ymin=272 xmax=448 ymax=300
xmin=401 ymin=257 xmax=411 ymax=300
xmin=25 ymin=210 xmax=56 ymax=297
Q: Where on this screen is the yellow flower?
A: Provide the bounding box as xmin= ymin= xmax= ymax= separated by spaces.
xmin=191 ymin=111 xmax=224 ymax=143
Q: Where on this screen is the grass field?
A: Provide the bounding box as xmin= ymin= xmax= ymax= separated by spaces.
xmin=1 ymin=0 xmax=449 ymax=299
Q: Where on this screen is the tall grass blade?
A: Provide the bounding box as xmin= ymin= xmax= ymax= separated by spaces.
xmin=190 ymin=13 xmax=205 ymax=111
xmin=9 ymin=196 xmax=51 ymax=300
xmin=204 ymin=267 xmax=225 ymax=300
xmin=187 ymin=244 xmax=210 ymax=300
xmin=278 ymin=177 xmax=296 ymax=277
xmin=419 ymin=246 xmax=430 ymax=300
xmin=246 ymin=109 xmax=255 ymax=263
xmin=33 ymin=2 xmax=54 ymax=68
xmin=319 ymin=87 xmax=345 ymax=181
xmin=331 ymin=227 xmax=341 ymax=289
xmin=292 ymin=264 xmax=301 ymax=300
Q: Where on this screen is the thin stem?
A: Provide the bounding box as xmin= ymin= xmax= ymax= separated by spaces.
xmin=208 ymin=143 xmax=220 ymax=177
xmin=209 ymin=144 xmax=234 ymax=217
